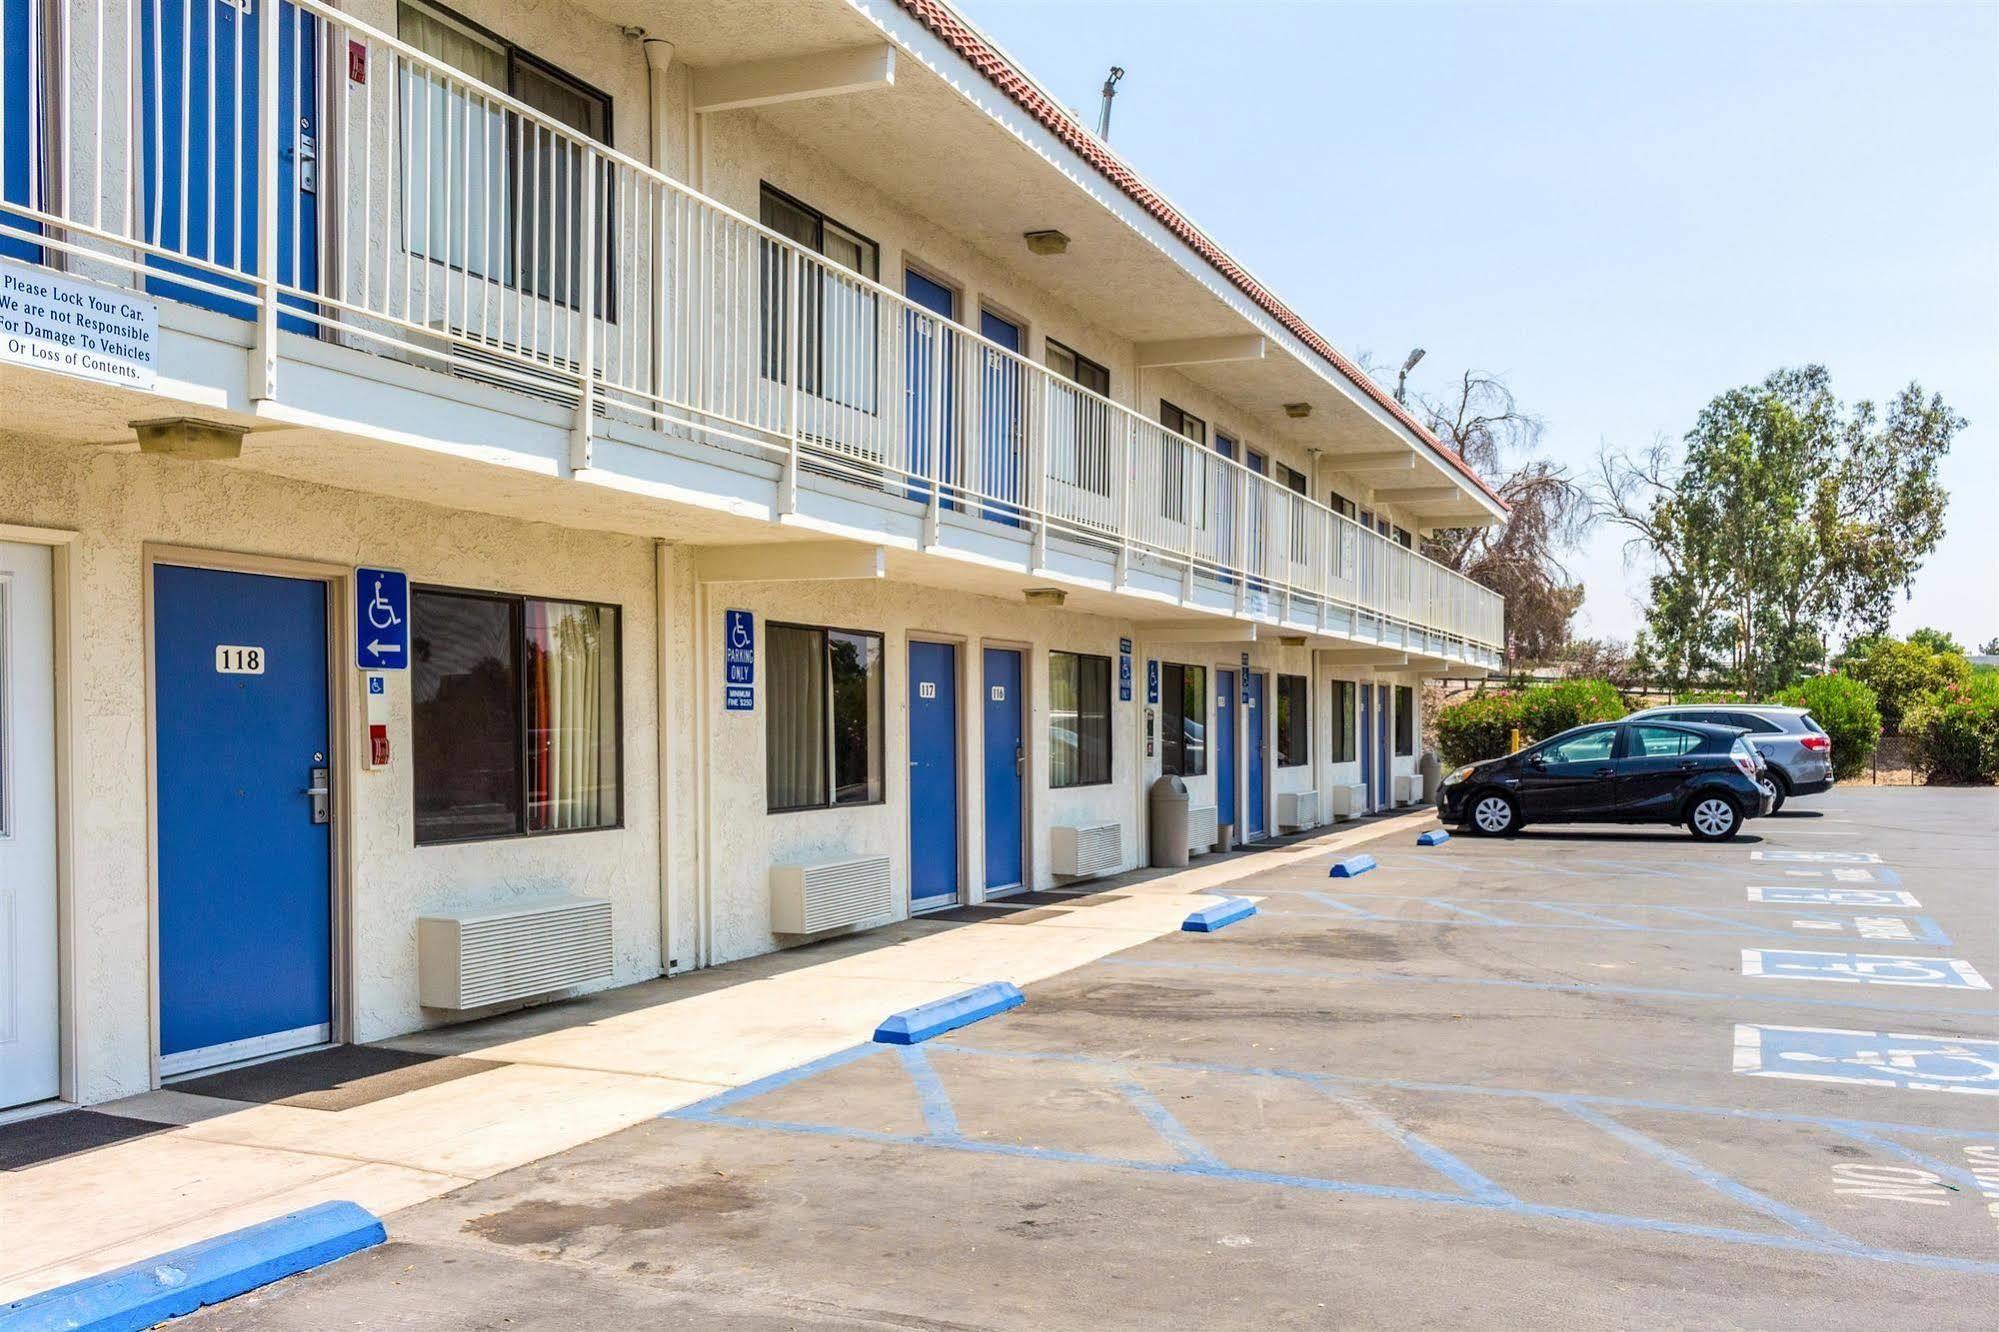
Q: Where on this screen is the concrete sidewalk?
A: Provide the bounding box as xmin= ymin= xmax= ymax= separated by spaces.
xmin=0 ymin=810 xmax=1436 ymax=1303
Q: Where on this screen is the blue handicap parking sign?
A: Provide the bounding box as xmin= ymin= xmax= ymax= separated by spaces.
xmin=355 ymin=567 xmax=409 ymax=670
xmin=1736 ymin=1024 xmax=1999 ymax=1096
xmin=1747 ymin=886 xmax=1920 ymax=908
xmin=1743 ymin=949 xmax=1990 ymax=990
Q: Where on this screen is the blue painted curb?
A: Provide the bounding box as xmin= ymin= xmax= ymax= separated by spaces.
xmin=1328 ymin=854 xmax=1378 ymax=878
xmin=873 ymin=982 xmax=1025 ymax=1045
xmin=0 ymin=1200 xmax=384 ymax=1332
xmin=1417 ymin=830 xmax=1452 ymax=847
xmin=1183 ymin=898 xmax=1257 ymax=932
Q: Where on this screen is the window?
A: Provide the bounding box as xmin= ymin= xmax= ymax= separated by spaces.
xmin=1282 ymin=466 xmax=1308 ymax=495
xmin=398 ymin=2 xmax=614 ymax=311
xmin=1277 ymin=675 xmax=1309 ymax=767
xmin=1717 ymin=711 xmax=1782 ymax=734
xmin=759 ymin=184 xmax=880 ymax=409
xmin=1332 ymin=680 xmax=1356 ymax=762
xmin=1328 ymin=490 xmax=1355 ymax=520
xmin=767 ymin=624 xmax=884 ymax=811
xmin=1051 ymin=651 xmax=1112 ymax=788
xmin=1538 ymin=727 xmax=1618 ymax=765
xmin=1160 ymin=662 xmax=1207 ymax=777
xmin=1046 ymin=338 xmax=1113 ymax=494
xmin=1632 ymin=725 xmax=1703 ymax=757
xmin=413 ymin=588 xmax=621 ymax=844
xmin=1159 ymin=401 xmax=1206 ymax=524
xmin=1395 ymin=685 xmax=1415 ymax=756
xmin=1394 ymin=526 xmax=1414 ymax=550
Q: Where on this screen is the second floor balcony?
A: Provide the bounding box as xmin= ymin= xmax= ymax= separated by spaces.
xmin=0 ymin=0 xmax=1505 ymax=662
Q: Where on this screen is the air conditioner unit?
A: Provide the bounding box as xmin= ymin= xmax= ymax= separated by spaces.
xmin=1395 ymin=774 xmax=1423 ymax=806
xmin=1277 ymin=790 xmax=1320 ymax=831
xmin=770 ymin=854 xmax=895 ymax=934
xmin=1187 ymin=803 xmax=1219 ymax=855
xmin=418 ymin=896 xmax=614 ymax=1011
xmin=1331 ymin=784 xmax=1368 ymax=820
xmin=1051 ymin=821 xmax=1123 ymax=877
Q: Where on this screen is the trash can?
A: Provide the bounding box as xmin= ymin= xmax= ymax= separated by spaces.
xmin=1419 ymin=750 xmax=1442 ymax=803
xmin=1148 ymin=774 xmax=1190 ymax=868
xmin=1215 ymin=822 xmax=1235 ymax=854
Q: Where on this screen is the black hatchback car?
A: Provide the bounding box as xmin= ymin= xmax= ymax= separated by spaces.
xmin=1437 ymin=719 xmax=1775 ymax=841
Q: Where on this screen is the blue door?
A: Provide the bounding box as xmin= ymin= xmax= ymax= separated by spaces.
xmin=982 ymin=647 xmax=1024 ymax=896
xmin=1375 ymin=684 xmax=1394 ymax=808
xmin=978 ymin=311 xmax=1025 ymax=527
xmin=1 ymin=0 xmax=43 ymax=263
xmin=1215 ymin=668 xmax=1237 ymax=834
xmin=155 ymin=565 xmax=332 ymax=1073
xmin=1358 ymin=683 xmax=1375 ymax=813
xmin=1246 ymin=672 xmax=1268 ymax=841
xmin=905 ymin=270 xmax=957 ymax=507
xmin=908 ymin=640 xmax=960 ymax=910
xmin=139 ymin=0 xmax=320 ymax=333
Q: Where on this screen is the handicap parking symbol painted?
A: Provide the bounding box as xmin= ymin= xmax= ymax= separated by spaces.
xmin=1751 ymin=850 xmax=1882 ymax=864
xmin=1782 ymin=914 xmax=1950 ymax=945
xmin=1747 ymin=886 xmax=1921 ymax=908
xmin=1742 ymin=949 xmax=1990 ymax=990
xmin=1735 ymin=1024 xmax=1999 ymax=1096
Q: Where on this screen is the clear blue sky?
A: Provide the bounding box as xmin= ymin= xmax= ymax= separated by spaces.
xmin=957 ymin=0 xmax=1999 ymax=651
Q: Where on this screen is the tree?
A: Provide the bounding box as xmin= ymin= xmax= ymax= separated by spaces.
xmin=1906 ymin=627 xmax=1964 ymax=656
xmin=1407 ymin=370 xmax=1592 ymax=666
xmin=1593 ymin=366 xmax=1960 ymax=696
xmin=1839 ymin=634 xmax=1971 ymax=733
xmin=1980 ymin=636 xmax=1999 ymax=656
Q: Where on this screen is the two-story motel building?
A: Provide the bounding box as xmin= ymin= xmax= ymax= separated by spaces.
xmin=0 ymin=0 xmax=1507 ymax=1112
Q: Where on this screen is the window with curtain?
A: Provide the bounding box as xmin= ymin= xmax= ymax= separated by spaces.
xmin=1050 ymin=651 xmax=1111 ymax=788
xmin=1278 ymin=674 xmax=1309 ymax=767
xmin=767 ymin=624 xmax=883 ymax=812
xmin=397 ymin=1 xmax=613 ymax=312
xmin=1332 ymin=680 xmax=1356 ymax=763
xmin=1395 ymin=685 xmax=1416 ymax=756
xmin=1160 ymin=662 xmax=1207 ymax=778
xmin=413 ymin=587 xmax=620 ymax=844
xmin=1159 ymin=401 xmax=1206 ymax=527
xmin=759 ymin=185 xmax=880 ymax=411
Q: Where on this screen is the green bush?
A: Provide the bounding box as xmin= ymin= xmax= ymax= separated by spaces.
xmin=1518 ymin=678 xmax=1626 ymax=740
xmin=1772 ymin=673 xmax=1882 ymax=781
xmin=1675 ymin=690 xmax=1746 ymax=705
xmin=1840 ymin=637 xmax=1971 ymax=733
xmin=1905 ymin=672 xmax=1999 ymax=784
xmin=1436 ymin=692 xmax=1522 ymax=767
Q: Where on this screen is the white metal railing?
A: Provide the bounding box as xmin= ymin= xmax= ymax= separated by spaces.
xmin=0 ymin=0 xmax=1504 ymax=654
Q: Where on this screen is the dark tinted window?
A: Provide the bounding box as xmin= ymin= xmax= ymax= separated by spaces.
xmin=1631 ymin=725 xmax=1703 ymax=757
xmin=1277 ymin=675 xmax=1309 ymax=766
xmin=1161 ymin=663 xmax=1207 ymax=777
xmin=1050 ymin=651 xmax=1113 ymax=788
xmin=1720 ymin=711 xmax=1783 ymax=734
xmin=1332 ymin=680 xmax=1356 ymax=762
xmin=1540 ymin=727 xmax=1618 ymax=764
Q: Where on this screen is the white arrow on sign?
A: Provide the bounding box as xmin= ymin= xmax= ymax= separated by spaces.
xmin=365 ymin=639 xmax=400 ymax=659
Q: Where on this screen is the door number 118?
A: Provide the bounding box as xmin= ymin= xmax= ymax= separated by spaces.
xmin=215 ymin=644 xmax=267 ymax=675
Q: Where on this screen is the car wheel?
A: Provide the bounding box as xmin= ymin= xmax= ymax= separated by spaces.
xmin=1688 ymin=794 xmax=1742 ymax=841
xmin=1467 ymin=792 xmax=1519 ymax=837
xmin=1757 ymin=775 xmax=1786 ymax=815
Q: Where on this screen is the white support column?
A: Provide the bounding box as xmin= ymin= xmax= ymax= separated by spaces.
xmin=250 ymin=0 xmax=280 ymax=402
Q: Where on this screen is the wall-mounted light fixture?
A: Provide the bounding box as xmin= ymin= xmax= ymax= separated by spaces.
xmin=1023 ymin=229 xmax=1071 ymax=256
xmin=1283 ymin=402 xmax=1312 ymax=419
xmin=131 ymin=416 xmax=246 ymax=460
xmin=1024 ymin=587 xmax=1068 ymax=606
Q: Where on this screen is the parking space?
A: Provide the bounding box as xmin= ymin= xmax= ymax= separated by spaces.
xmin=191 ymin=789 xmax=1999 ymax=1328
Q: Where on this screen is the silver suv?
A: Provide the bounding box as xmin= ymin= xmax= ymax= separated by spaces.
xmin=1623 ymin=704 xmax=1834 ymax=813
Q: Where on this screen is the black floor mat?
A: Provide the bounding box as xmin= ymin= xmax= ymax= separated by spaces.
xmin=171 ymin=1045 xmax=503 ymax=1111
xmin=0 ymin=1110 xmax=168 ymax=1171
xmin=917 ymin=904 xmax=1031 ymax=923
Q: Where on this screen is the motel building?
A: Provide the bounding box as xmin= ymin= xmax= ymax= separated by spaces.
xmin=0 ymin=0 xmax=1507 ymax=1115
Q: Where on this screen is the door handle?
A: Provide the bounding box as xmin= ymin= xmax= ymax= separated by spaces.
xmin=1593 ymin=767 xmax=1616 ymax=777
xmin=303 ymin=766 xmax=330 ymax=825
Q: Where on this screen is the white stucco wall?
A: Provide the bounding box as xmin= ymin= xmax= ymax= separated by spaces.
xmin=1 ymin=435 xmax=664 ymax=1103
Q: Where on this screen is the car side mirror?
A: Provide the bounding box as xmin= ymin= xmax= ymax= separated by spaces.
xmin=1525 ymin=753 xmax=1547 ymax=768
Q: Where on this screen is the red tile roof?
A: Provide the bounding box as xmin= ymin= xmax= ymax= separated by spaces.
xmin=891 ymin=0 xmax=1507 ymax=512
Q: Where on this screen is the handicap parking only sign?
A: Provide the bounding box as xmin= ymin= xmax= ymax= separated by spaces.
xmin=724 ymin=608 xmax=755 ymax=712
xmin=1751 ymin=850 xmax=1883 ymax=864
xmin=1736 ymin=1024 xmax=1999 ymax=1096
xmin=1742 ymin=949 xmax=1991 ymax=990
xmin=356 ymin=567 xmax=409 ymax=670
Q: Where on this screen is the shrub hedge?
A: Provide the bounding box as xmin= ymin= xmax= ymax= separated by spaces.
xmin=1772 ymin=673 xmax=1881 ymax=781
xmin=1435 ymin=680 xmax=1629 ymax=768
xmin=1840 ymin=637 xmax=1971 ymax=733
xmin=1905 ymin=672 xmax=1999 ymax=785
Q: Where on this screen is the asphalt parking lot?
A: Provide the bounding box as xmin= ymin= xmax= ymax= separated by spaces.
xmin=194 ymin=788 xmax=1999 ymax=1329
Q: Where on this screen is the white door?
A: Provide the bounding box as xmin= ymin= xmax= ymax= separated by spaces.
xmin=0 ymin=541 xmax=59 ymax=1108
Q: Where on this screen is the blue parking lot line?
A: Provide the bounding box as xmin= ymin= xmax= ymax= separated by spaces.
xmin=663 ymin=1040 xmax=1999 ymax=1276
